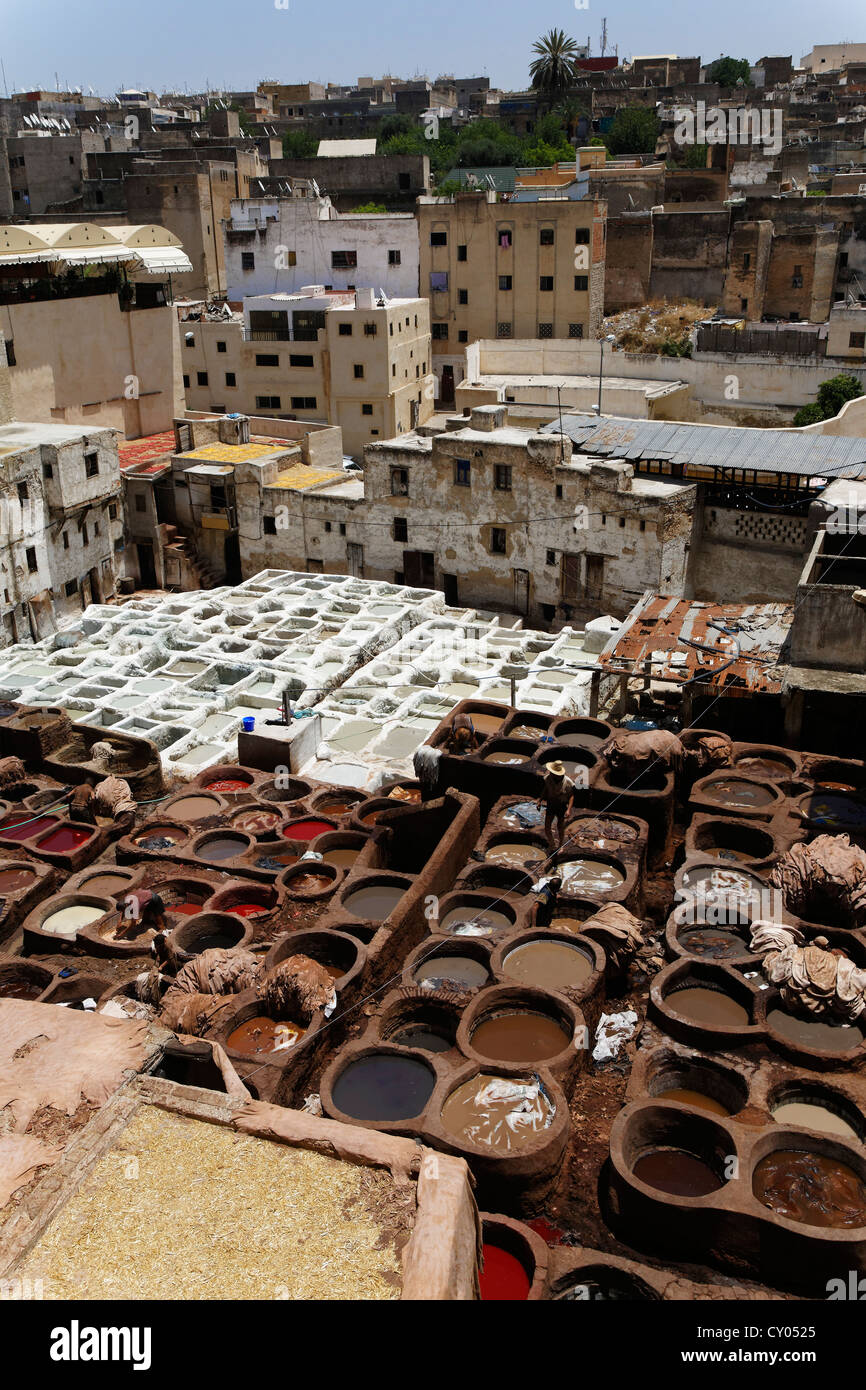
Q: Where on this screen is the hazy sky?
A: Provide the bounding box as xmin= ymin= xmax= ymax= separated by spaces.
xmin=0 ymin=0 xmax=862 ymax=97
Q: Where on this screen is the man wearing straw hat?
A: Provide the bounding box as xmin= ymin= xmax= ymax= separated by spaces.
xmin=539 ymin=760 xmax=577 ymax=850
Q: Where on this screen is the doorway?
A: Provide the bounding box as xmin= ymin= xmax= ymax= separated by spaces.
xmin=440 ymin=365 xmax=455 ymax=406
xmin=137 ymin=542 xmax=157 ymax=588
xmin=346 ymin=542 xmax=364 ymax=577
xmin=403 ymin=550 xmax=435 ymax=588
xmin=443 ymin=573 xmax=459 ymax=606
xmin=512 ymin=568 xmax=530 ymax=616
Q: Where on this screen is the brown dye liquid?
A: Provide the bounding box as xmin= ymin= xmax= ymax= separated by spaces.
xmin=560 ymin=859 xmax=624 ymax=894
xmin=569 ymin=817 xmax=638 ymax=844
xmin=736 ymin=756 xmax=792 ymax=777
xmin=767 ymin=1008 xmax=865 ymax=1054
xmin=439 ymin=906 xmax=513 ymax=934
xmin=666 ymin=986 xmax=750 ymax=1028
xmin=471 ymin=1011 xmax=571 ymax=1063
xmin=485 ymin=841 xmax=544 ymax=868
xmin=632 ymin=1150 xmax=723 ymax=1197
xmin=321 ymin=847 xmax=360 ymax=868
xmin=316 ymin=798 xmax=360 ymax=816
xmin=704 ymin=779 xmax=774 ymax=809
xmin=771 ymin=1100 xmax=859 ymax=1141
xmin=227 ymin=1016 xmax=304 ymax=1056
xmin=78 ymin=872 xmax=130 ymax=896
xmin=286 ymin=872 xmax=333 ymax=893
xmin=704 ymin=846 xmax=754 ymax=864
xmin=342 ymin=884 xmax=406 ymax=920
xmin=169 ymin=795 xmax=222 ymax=821
xmin=547 ymin=916 xmax=584 ymax=934
xmin=753 ymin=1150 xmax=866 ymax=1228
xmin=0 ymin=867 xmax=37 ymax=892
xmin=509 ymin=724 xmax=546 ymax=739
xmin=441 ymin=1071 xmax=555 ymax=1153
xmin=484 ymin=751 xmax=529 ymax=765
xmin=199 ymin=836 xmax=246 ymax=861
xmin=413 ymin=955 xmax=489 ymax=989
xmin=471 ymin=713 xmax=505 ymax=735
xmin=0 ymin=978 xmax=44 ymax=1000
xmin=503 ymin=939 xmax=593 ymax=991
xmin=232 ymin=809 xmax=281 ymax=834
xmin=679 ymin=928 xmax=751 ymax=961
xmin=656 ymin=1087 xmax=731 ymax=1117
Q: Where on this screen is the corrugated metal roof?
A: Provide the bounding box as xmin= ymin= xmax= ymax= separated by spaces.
xmin=544 ymin=414 xmax=866 ymax=480
xmin=599 ymin=592 xmax=794 ymax=694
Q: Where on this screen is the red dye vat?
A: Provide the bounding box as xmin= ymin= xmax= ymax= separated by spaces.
xmin=282 ymin=819 xmax=333 ymax=841
xmin=205 ymin=779 xmax=250 ymax=793
xmin=231 ymin=903 xmax=267 ymax=917
xmin=38 ymin=826 xmax=93 ymax=853
xmin=479 ymin=1244 xmax=530 ymax=1301
xmin=0 ymin=814 xmax=59 ymax=841
xmin=171 ymin=902 xmax=205 ymax=916
xmin=528 ymin=1217 xmax=565 ymax=1247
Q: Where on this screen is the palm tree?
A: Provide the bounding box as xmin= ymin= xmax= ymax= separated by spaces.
xmin=529 ymin=29 xmax=580 ymax=106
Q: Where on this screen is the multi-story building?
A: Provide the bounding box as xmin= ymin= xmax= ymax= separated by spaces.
xmin=180 ymin=286 xmax=434 ymax=456
xmin=222 ymin=196 xmax=420 ymax=301
xmin=417 ymin=190 xmax=606 ymax=405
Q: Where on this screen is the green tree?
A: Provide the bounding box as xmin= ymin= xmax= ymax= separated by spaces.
xmin=793 ymin=374 xmax=864 ymax=426
xmin=351 ymin=202 xmax=389 ymax=214
xmin=605 ymin=106 xmax=660 ymax=156
xmin=792 ymin=402 xmax=824 ymax=426
xmin=529 ymin=29 xmax=580 ymax=105
xmin=708 ymin=56 xmax=752 ymax=87
xmin=281 ymin=129 xmax=318 ymax=158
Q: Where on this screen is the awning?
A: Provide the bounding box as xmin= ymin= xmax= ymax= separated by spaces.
xmin=133 ymin=247 xmax=193 ymax=274
xmin=55 ymin=248 xmax=135 ymax=266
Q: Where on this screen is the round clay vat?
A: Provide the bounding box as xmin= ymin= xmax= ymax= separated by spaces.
xmin=404 ymin=936 xmax=493 ymax=992
xmin=170 ymin=912 xmax=252 ymax=963
xmin=796 ymin=788 xmax=866 ymax=838
xmin=767 ymin=1080 xmax=866 ymax=1143
xmin=688 ymin=818 xmax=776 ymax=866
xmin=229 ymin=803 xmax=284 ymax=838
xmin=494 ymin=930 xmax=604 ymax=1001
xmin=377 ymin=780 xmax=422 ymax=806
xmin=0 ymin=959 xmax=53 ymax=1000
xmin=311 ymin=789 xmax=363 ymax=817
xmin=322 ymin=1044 xmax=438 ymax=1131
xmin=748 ymin=1129 xmax=866 ymax=1231
xmin=74 ymin=866 xmax=137 ymax=898
xmin=349 ymin=797 xmax=403 ymax=830
xmin=433 ymin=890 xmax=518 ymax=939
xmin=483 ymin=833 xmax=546 ymax=872
xmin=667 ymin=913 xmax=756 ymax=967
xmin=651 ymin=960 xmax=759 ymax=1047
xmin=190 ymin=829 xmax=253 ymax=864
xmin=643 ymin=1050 xmax=749 ymax=1118
xmin=673 ymin=859 xmax=771 ymax=927
xmin=258 ymin=777 xmax=314 ymax=804
xmin=762 ymin=988 xmax=866 ymax=1066
xmin=377 ymin=995 xmax=461 ymax=1054
xmin=554 ymin=849 xmax=627 ymax=898
xmin=0 ymin=860 xmax=41 ymax=895
xmin=151 ymin=877 xmax=212 ymax=920
xmin=280 ymin=815 xmax=339 ymax=844
xmin=564 ymin=812 xmax=643 ymax=850
xmin=478 ymin=1213 xmax=549 ymax=1300
xmin=198 ymin=766 xmax=256 ymax=794
xmin=806 ymin=759 xmax=866 ymax=794
xmin=460 ymin=985 xmax=581 ymax=1075
xmin=216 ymin=996 xmax=316 ymax=1067
xmin=479 ymin=738 xmax=537 ymax=767
xmin=503 ymin=712 xmax=554 ymax=740
xmin=164 ymin=791 xmax=225 ymax=823
xmin=535 ymin=743 xmax=596 ymax=781
xmin=132 ymin=821 xmax=190 ymax=852
xmin=339 ymin=873 xmax=413 ymax=923
xmin=279 ymin=860 xmax=340 ymax=899
xmin=533 ymin=897 xmax=603 ymax=933
xmin=617 ymin=1104 xmax=735 ymax=1202
xmin=550 ymin=1261 xmax=661 ymax=1301
xmin=312 ymin=831 xmax=367 ymax=873
xmin=207 ymin=881 xmax=279 ymax=920
xmin=460 ymin=864 xmax=535 ymax=895
xmin=265 ymin=928 xmax=365 ymax=991
xmin=732 ymin=746 xmax=799 ymax=779
xmin=28 ymin=892 xmax=113 ymax=944
xmin=692 ymin=773 xmax=781 ymax=817
xmin=549 ymin=716 xmax=612 ymax=751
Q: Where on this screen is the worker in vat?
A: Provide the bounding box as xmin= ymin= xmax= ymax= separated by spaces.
xmin=539 ymin=761 xmax=577 ymax=850
xmin=116 ymin=887 xmax=168 ymax=940
xmin=68 ymin=777 xmax=96 ymax=824
xmin=93 ymin=775 xmax=138 ymax=836
xmin=533 ymin=874 xmax=563 ymax=927
xmin=445 ymin=712 xmax=479 ymax=755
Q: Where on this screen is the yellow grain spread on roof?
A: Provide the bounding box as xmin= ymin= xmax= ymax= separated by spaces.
xmin=183 ymin=443 xmax=283 ymax=462
xmin=272 ymin=466 xmax=345 ymax=490
xmin=15 ymin=1105 xmax=407 ymax=1300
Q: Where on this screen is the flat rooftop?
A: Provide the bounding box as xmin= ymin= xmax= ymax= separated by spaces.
xmin=0 ymin=421 xmax=116 ymax=451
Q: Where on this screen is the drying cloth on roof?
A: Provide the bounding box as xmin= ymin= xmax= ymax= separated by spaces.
xmin=770 ymin=833 xmax=866 ymax=929
xmin=600 ymin=729 xmax=684 ymax=775
xmin=750 ymin=921 xmax=866 ymax=1020
xmin=258 ymin=955 xmax=336 ymax=1023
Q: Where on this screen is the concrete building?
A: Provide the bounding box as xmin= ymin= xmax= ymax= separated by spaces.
xmin=180 ymin=286 xmax=434 ymax=457
xmin=0 ymin=222 xmax=190 ymax=435
xmin=222 ymin=196 xmax=420 ymax=301
xmin=722 ymin=220 xmax=841 ymax=322
xmin=417 ymin=191 xmax=606 ymax=406
xmin=800 ymin=44 xmax=866 ymax=73
xmin=265 ymin=153 xmax=431 ymax=211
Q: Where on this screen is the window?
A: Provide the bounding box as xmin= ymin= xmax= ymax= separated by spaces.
xmin=398 ymin=172 xmax=411 ymax=190
xmin=135 ymin=494 xmax=147 ymax=513
xmin=743 ymin=253 xmax=751 ymax=270
xmin=458 ymin=330 xmax=468 ymax=343
xmin=65 ymin=579 xmax=77 ymax=597
xmin=183 ymin=374 xmax=190 ymax=388
xmin=538 ymin=323 xmax=553 ymax=338
xmin=494 ymin=465 xmax=512 ymax=492
xmin=364 ymin=322 xmax=377 ymax=336
xmin=540 ymin=228 xmax=555 ymax=245
xmin=430 ymin=270 xmax=448 ymax=291
xmin=362 ymin=403 xmax=373 ymax=415
xmin=4 ymin=339 xmax=14 ymax=366
xmin=256 ymin=353 xmax=279 ymax=367
xmin=26 ymin=546 xmax=37 ymax=573
xmin=226 ymin=372 xmax=237 ymax=387
xmin=388 ymin=249 xmax=401 ymax=265
xmin=568 ymin=323 xmax=584 ymax=339
xmin=217 ymin=340 xmax=227 ymax=353
xmin=241 ymin=252 xmax=255 ymax=271
xmin=430 ymin=231 xmax=447 ymax=246
xmin=639 ymin=519 xmax=647 ymax=532
xmin=496 ymin=322 xmax=513 ymax=338
xmin=490 ymin=527 xmax=506 ymax=554
xmin=62 ymin=532 xmax=69 ymax=549
xmin=457 ymin=244 xmax=467 ymax=261
xmin=184 ymin=333 xmax=195 ymax=348
xmin=393 ymin=516 xmax=408 ymax=542
xmin=353 ymin=364 xmax=364 ymax=378
xmin=850 ymin=333 xmax=866 ymax=349
xmin=546 ymin=549 xmax=556 ymax=566
xmin=390 ymin=467 xmax=409 ymax=496
xmin=498 ymin=275 xmax=512 ymax=291
xmin=109 ymin=503 xmax=117 ymax=520
xmin=197 ymin=372 xmax=208 ymax=387
xmin=340 ymin=523 xmax=346 ymax=535
xmin=574 ymin=275 xmax=588 ymax=291
xmin=338 ymin=323 xmax=353 ymax=336
xmin=619 ymin=517 xmax=625 ymax=528
xmin=263 ymin=516 xmax=277 ymax=535
xmin=256 ymin=395 xmax=281 ymax=409
xmin=291 ymin=396 xmax=317 ymax=409
xmin=498 ymin=230 xmax=512 ymax=248
xmin=289 ymin=354 xmax=314 ymax=367
xmin=331 ymin=250 xmax=357 ymax=269
xmin=555 ymin=484 xmax=563 ymax=499
xmin=740 ymin=298 xmax=748 ymax=312
xmin=454 ymin=458 xmax=471 ymax=487
xmin=575 ymin=228 xmax=590 ymax=245
xmin=85 ymin=452 xmax=99 ymax=477
xmin=16 ymin=481 xmax=28 ymax=503
xmin=458 ymin=289 xmax=468 ymax=305
xmin=432 ymin=323 xmax=449 ymax=340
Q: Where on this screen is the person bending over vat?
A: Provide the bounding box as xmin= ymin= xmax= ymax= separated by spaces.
xmin=445 ymin=712 xmax=479 ymax=755
xmin=540 ymin=761 xmax=576 ymax=850
xmin=533 ymin=874 xmax=563 ymax=927
xmin=68 ymin=777 xmax=97 ymax=824
xmin=116 ymin=887 xmax=168 ymax=940
xmin=94 ymin=774 xmax=138 ymax=835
